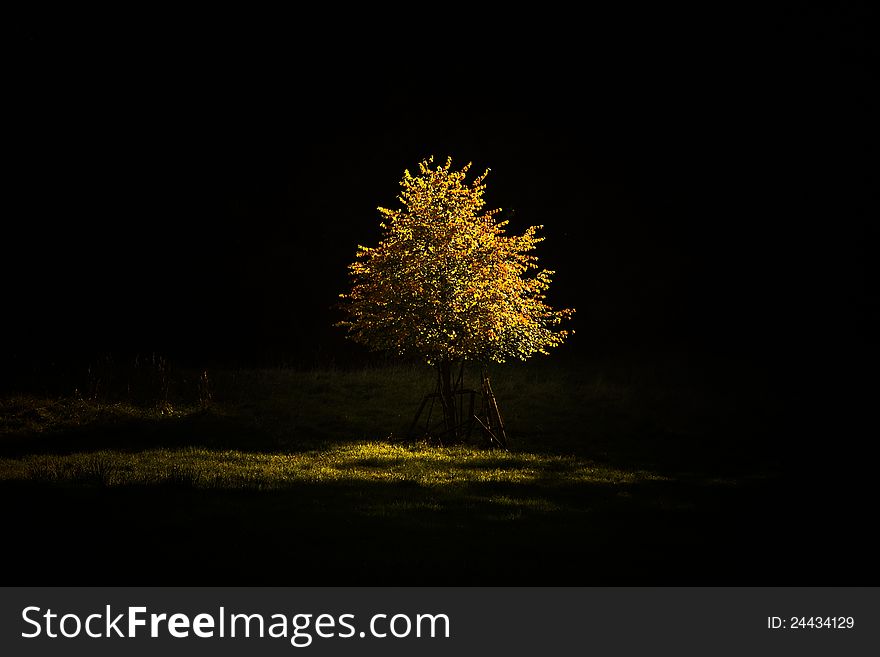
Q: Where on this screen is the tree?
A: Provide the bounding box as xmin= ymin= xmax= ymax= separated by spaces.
xmin=338 ymin=156 xmax=574 ymax=444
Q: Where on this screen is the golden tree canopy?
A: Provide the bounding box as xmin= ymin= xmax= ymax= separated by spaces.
xmin=338 ymin=156 xmax=574 ymax=364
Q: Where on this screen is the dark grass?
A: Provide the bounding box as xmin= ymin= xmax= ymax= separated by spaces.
xmin=0 ymin=358 xmax=869 ymax=584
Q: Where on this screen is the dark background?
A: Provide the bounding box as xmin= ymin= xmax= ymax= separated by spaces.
xmin=5 ymin=10 xmax=875 ymax=431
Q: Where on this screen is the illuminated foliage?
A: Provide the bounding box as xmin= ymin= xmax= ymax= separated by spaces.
xmin=338 ymin=157 xmax=574 ymax=365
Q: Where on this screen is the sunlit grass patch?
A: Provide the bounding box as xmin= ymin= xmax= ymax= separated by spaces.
xmin=0 ymin=442 xmax=667 ymax=490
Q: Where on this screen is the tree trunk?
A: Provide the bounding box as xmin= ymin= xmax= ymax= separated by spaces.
xmin=438 ymin=359 xmax=458 ymax=441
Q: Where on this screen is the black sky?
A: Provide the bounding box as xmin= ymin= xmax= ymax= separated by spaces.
xmin=5 ymin=9 xmax=875 ymax=379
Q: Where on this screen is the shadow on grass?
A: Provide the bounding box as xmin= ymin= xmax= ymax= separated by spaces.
xmin=0 ymin=410 xmax=283 ymax=458
xmin=0 ymin=473 xmax=790 ymax=586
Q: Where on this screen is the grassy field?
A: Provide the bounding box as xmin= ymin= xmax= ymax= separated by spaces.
xmin=0 ymin=358 xmax=827 ymax=584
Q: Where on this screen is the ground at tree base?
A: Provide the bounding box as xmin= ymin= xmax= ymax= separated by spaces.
xmin=0 ymin=360 xmax=871 ymax=584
